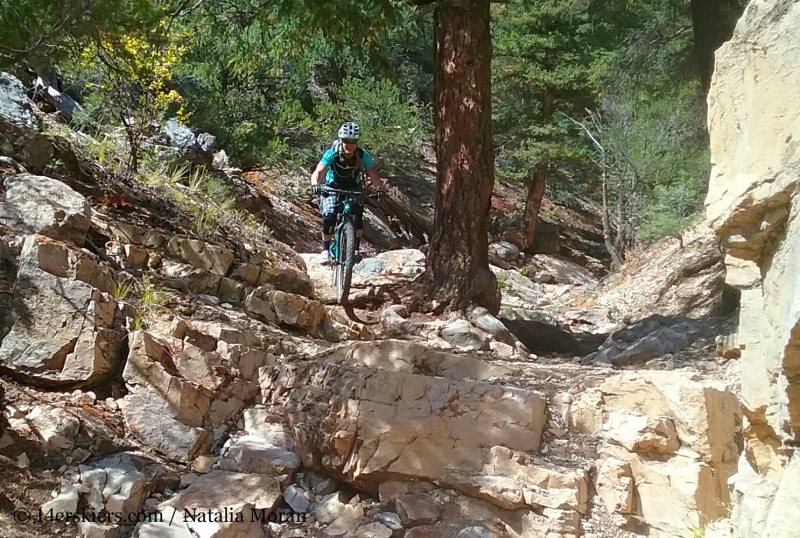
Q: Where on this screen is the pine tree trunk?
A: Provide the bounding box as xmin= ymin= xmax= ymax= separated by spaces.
xmin=423 ymin=0 xmax=499 ymax=314
xmin=523 ymin=162 xmax=547 ymax=254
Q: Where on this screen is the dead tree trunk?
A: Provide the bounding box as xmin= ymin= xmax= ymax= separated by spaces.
xmin=523 ymin=161 xmax=547 ymax=254
xmin=423 ymin=0 xmax=499 ymax=314
xmin=601 ymin=167 xmax=623 ymax=270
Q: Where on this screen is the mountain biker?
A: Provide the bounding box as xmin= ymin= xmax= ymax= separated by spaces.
xmin=309 ymin=121 xmax=387 ymax=264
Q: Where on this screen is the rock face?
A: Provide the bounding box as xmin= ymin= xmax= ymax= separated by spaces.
xmin=262 ymin=350 xmax=549 ymax=489
xmin=159 ymin=118 xmax=216 ymax=168
xmin=588 ymin=372 xmax=742 ymax=538
xmin=259 ymin=340 xmax=591 ymax=532
xmin=588 ymin=314 xmax=717 ymax=367
xmin=0 ymin=72 xmax=38 ymax=128
xmin=704 ymin=1 xmax=800 ymax=536
xmin=119 ymin=319 xmax=278 ymax=463
xmin=0 ymin=235 xmax=124 ymax=387
xmin=0 ymin=174 xmax=92 ymax=246
xmin=582 ymin=223 xmax=727 ymax=319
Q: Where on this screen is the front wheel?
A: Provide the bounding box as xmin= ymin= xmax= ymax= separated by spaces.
xmin=335 ymin=216 xmax=356 ymax=304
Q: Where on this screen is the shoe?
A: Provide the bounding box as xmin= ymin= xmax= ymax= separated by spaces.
xmin=353 ymin=250 xmax=364 ymax=263
xmin=318 ymin=250 xmax=330 ymax=265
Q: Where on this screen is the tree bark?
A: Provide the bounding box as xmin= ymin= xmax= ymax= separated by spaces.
xmin=523 ymin=161 xmax=547 ymax=254
xmin=423 ymin=0 xmax=499 ymax=314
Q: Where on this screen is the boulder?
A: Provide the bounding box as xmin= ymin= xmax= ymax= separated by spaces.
xmin=26 ymin=404 xmax=81 ymax=451
xmin=160 ymin=260 xmax=222 ymax=296
xmin=241 ymin=408 xmax=295 ymax=450
xmin=354 ymin=257 xmax=385 ymax=281
xmin=362 ymin=208 xmax=398 ymax=248
xmin=489 ymin=241 xmax=520 ymax=262
xmin=523 ymin=254 xmax=599 ymax=287
xmin=351 ymin=522 xmax=393 ymax=538
xmin=491 ymin=266 xmax=544 ymax=309
xmin=0 ymin=118 xmax=55 ymax=174
xmin=0 ymin=174 xmax=91 ymax=245
xmin=33 ymin=68 xmax=82 ymax=122
xmin=375 ymin=249 xmax=425 ymax=275
xmin=120 ymin=331 xmax=214 ymax=461
xmin=146 ymin=470 xmax=282 ymax=538
xmin=0 ymin=236 xmax=124 ymax=387
xmin=159 ymin=118 xmax=216 ymax=168
xmin=41 ymin=482 xmax=81 ymax=516
xmin=244 ymin=288 xmax=326 ymax=334
xmin=218 ymin=435 xmax=300 ymax=476
xmin=589 ymin=314 xmax=717 ymax=367
xmin=256 ymin=266 xmax=313 ymax=297
xmin=592 ymin=372 xmax=742 ymax=537
xmin=0 ymin=72 xmax=38 ymax=128
xmin=440 ymin=318 xmax=489 ymax=351
xmin=119 ymin=323 xmax=278 ymax=462
xmin=326 ymin=504 xmax=365 ymax=536
xmin=585 ymin=224 xmax=726 ymax=319
xmin=313 ymin=492 xmax=348 ymax=524
xmin=259 ymin=345 xmax=569 ymax=515
xmin=119 ymin=385 xmax=211 ymax=463
xmin=468 ymin=307 xmax=517 ymax=347
xmin=396 ymin=494 xmax=441 ymax=527
xmin=601 ymin=412 xmax=680 ymax=455
xmin=83 ymin=452 xmax=177 ymax=516
xmin=34 ymin=452 xmax=179 ymax=538
xmin=166 ymin=237 xmax=234 ymax=276
xmin=394 ymin=490 xmax=581 ymax=538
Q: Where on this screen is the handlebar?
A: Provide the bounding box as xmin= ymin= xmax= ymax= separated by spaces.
xmin=307 ymin=186 xmax=387 ymax=198
xmin=321 ymin=187 xmax=365 ymax=195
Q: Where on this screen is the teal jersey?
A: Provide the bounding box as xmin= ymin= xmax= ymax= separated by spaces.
xmin=320 ymin=146 xmax=375 ymax=187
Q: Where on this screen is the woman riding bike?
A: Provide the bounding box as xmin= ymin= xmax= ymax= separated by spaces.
xmin=309 ymin=121 xmax=387 ymax=264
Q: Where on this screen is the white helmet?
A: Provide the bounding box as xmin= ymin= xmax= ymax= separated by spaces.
xmin=337 ymin=121 xmax=360 ymax=140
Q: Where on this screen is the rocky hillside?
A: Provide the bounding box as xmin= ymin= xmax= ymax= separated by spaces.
xmin=701 ymin=1 xmax=800 ymax=536
xmin=0 ymin=23 xmax=778 ymax=536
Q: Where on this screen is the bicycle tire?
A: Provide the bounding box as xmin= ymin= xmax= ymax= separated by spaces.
xmin=335 ymin=216 xmax=356 ymax=304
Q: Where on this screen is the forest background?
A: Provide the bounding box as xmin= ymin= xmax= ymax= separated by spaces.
xmin=0 ymin=0 xmax=745 ymax=254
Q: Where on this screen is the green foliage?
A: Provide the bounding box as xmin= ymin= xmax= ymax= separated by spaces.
xmin=133 ymin=151 xmax=274 ymax=243
xmin=313 ymin=76 xmax=430 ymax=157
xmin=491 ymin=0 xmax=709 ymax=249
xmin=584 ymin=1 xmax=709 ymax=247
xmin=689 ymin=525 xmax=706 ymax=538
xmin=4 ymin=0 xmax=713 ymax=253
xmin=491 ymin=0 xmax=624 ymax=184
xmin=495 ymin=270 xmax=511 ymax=292
xmin=164 ymin=0 xmax=430 ymax=169
xmin=137 ymin=272 xmax=169 ymax=309
xmin=599 ymin=80 xmax=709 ymax=242
xmin=0 ymin=0 xmax=166 ymax=67
xmin=112 ymin=280 xmax=134 ymax=301
xmin=131 ymin=313 xmax=146 ymax=330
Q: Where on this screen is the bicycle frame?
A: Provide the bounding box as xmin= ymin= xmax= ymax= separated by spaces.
xmin=319 ymin=186 xmax=383 ymax=304
xmin=322 ymin=187 xmax=366 ymax=264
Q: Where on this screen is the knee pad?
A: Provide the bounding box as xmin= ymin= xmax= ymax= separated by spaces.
xmin=354 ymin=206 xmax=364 ymax=230
xmin=322 ymin=216 xmax=336 ymax=235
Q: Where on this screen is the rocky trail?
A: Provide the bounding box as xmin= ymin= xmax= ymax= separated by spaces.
xmin=2 ymin=4 xmax=800 ymax=535
xmin=0 ymin=95 xmax=740 ymax=538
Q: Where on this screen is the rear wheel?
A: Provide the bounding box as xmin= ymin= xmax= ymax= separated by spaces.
xmin=335 ymin=216 xmax=356 ymax=304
